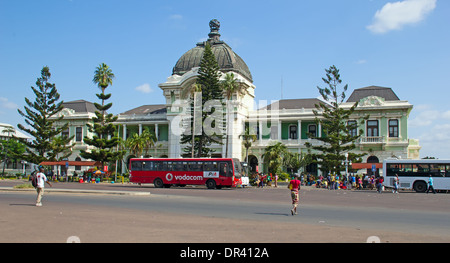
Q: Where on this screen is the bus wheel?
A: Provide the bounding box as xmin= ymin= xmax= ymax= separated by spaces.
xmin=206 ymin=179 xmax=216 ymax=189
xmin=413 ymin=181 xmax=427 ymax=193
xmin=153 ymin=178 xmax=164 ymax=188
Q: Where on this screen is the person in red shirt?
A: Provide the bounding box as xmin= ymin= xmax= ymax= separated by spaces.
xmin=288 ymin=174 xmax=301 ymax=215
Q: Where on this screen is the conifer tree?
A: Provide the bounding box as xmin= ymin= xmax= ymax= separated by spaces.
xmin=180 ymin=42 xmax=224 ymax=157
xmin=306 ymin=65 xmax=368 ymax=175
xmin=80 ymin=63 xmax=123 ymax=169
xmin=17 ymin=66 xmax=73 ymax=164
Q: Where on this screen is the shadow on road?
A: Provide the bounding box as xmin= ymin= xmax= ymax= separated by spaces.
xmin=255 ymin=212 xmax=290 ymax=217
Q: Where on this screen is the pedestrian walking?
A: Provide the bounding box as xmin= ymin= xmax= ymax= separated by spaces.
xmin=330 ymin=174 xmax=336 ymax=190
xmin=255 ymin=173 xmax=260 ymax=187
xmin=357 ymin=176 xmax=363 ymax=190
xmin=35 ymin=166 xmax=52 ymax=206
xmin=274 ymin=174 xmax=278 ymax=188
xmin=369 ymin=176 xmax=375 ymax=190
xmin=260 ymin=173 xmax=265 ymax=188
xmin=288 ymin=174 xmax=301 ymax=215
xmin=376 ymin=176 xmax=384 ymax=193
xmin=392 ymin=174 xmax=399 ymax=194
xmin=426 ymin=175 xmax=436 ymax=194
xmin=351 ymin=174 xmax=356 ymax=189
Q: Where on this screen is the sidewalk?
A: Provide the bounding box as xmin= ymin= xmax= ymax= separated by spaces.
xmin=0 ymin=181 xmax=151 ymax=196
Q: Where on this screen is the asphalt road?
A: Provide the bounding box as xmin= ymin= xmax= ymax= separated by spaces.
xmin=1 ymin=181 xmax=450 ymax=243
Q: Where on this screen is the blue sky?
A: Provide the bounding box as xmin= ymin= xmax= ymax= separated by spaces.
xmin=1 ymin=0 xmax=449 ymax=158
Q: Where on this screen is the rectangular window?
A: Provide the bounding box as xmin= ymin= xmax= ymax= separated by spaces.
xmin=308 ymin=125 xmax=317 ymax=138
xmin=173 ymin=161 xmax=187 ymax=171
xmin=437 ymin=165 xmax=446 ymax=177
xmin=166 ymin=161 xmax=172 ymax=171
xmin=389 ymin=119 xmax=399 ymax=137
xmin=367 ymin=120 xmax=379 ymax=137
xmin=62 ymin=128 xmax=70 ymax=138
xmin=417 ymin=164 xmax=430 ymax=173
xmin=155 ymin=161 xmax=163 ymax=171
xmin=219 ymin=162 xmax=232 ymax=177
xmin=347 ymin=120 xmax=357 ymax=137
xmin=142 ymin=161 xmax=155 ymax=171
xmin=188 ymin=161 xmax=203 ymax=171
xmin=76 ymin=127 xmax=83 ymax=142
xmin=270 ymin=125 xmax=278 ymax=139
xmin=289 ymin=125 xmax=297 ymax=139
xmin=204 ymin=161 xmax=218 ymax=171
xmin=131 ymin=161 xmax=143 ymax=171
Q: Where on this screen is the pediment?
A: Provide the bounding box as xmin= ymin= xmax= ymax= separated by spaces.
xmin=359 ymin=96 xmax=385 ymax=107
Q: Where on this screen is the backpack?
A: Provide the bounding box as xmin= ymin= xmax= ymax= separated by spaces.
xmin=30 ymin=172 xmax=37 ymax=188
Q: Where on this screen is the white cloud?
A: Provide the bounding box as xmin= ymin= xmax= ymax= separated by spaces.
xmin=169 ymin=14 xmax=183 ymax=20
xmin=442 ymin=110 xmax=450 ymax=120
xmin=409 ymin=105 xmax=450 ymax=159
xmin=167 ymin=14 xmax=186 ymax=30
xmin=0 ymin=97 xmax=18 ymax=110
xmin=416 ymin=123 xmax=450 ymax=158
xmin=367 ymin=0 xmax=436 ymax=34
xmin=415 ymin=104 xmax=432 ymax=111
xmin=356 ymin=59 xmax=367 ymax=65
xmin=135 ymin=83 xmax=153 ymax=94
xmin=409 ymin=109 xmax=440 ymax=127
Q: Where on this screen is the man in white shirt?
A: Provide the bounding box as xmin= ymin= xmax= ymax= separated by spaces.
xmin=36 ymin=167 xmax=52 ymax=206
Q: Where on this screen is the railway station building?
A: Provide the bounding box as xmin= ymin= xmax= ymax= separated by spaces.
xmin=53 ymin=20 xmax=421 ymax=176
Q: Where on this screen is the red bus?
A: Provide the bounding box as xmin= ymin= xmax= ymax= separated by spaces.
xmin=129 ymin=158 xmax=243 ymax=189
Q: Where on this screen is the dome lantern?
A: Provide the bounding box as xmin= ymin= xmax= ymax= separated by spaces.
xmin=208 ymin=19 xmax=221 ymax=42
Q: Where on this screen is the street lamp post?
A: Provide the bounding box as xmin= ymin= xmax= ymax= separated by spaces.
xmin=1 ymin=144 xmax=7 ymax=177
xmin=343 ymin=152 xmax=352 ymax=180
xmin=22 ymin=160 xmax=27 ymax=177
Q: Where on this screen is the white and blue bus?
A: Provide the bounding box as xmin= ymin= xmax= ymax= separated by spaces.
xmin=383 ymin=159 xmax=450 ymax=193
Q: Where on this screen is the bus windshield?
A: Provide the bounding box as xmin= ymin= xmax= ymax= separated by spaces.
xmin=233 ymin=158 xmax=242 ymax=178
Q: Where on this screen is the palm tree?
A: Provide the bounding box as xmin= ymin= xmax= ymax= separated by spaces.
xmin=284 ymin=151 xmax=309 ymax=174
xmin=240 ymin=126 xmax=257 ymax=173
xmin=141 ymin=129 xmax=157 ymax=157
xmin=125 ymin=130 xmax=157 ymax=158
xmin=92 ymin=63 xmax=115 ymax=126
xmin=262 ymin=142 xmax=288 ymax=176
xmin=221 ymin=73 xmax=246 ymax=158
xmin=93 ymin=63 xmax=115 ymax=92
xmin=126 ymin=133 xmax=144 ymax=158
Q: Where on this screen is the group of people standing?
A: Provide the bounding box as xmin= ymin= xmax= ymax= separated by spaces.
xmin=315 ymin=173 xmax=385 ymax=192
xmin=253 ymin=173 xmax=278 ymax=188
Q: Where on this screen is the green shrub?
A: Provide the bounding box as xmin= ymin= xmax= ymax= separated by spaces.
xmin=278 ymin=172 xmax=290 ymax=181
xmin=14 ymin=183 xmax=34 ymax=189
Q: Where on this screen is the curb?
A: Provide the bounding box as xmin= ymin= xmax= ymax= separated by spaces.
xmin=0 ymin=187 xmax=151 ymax=196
